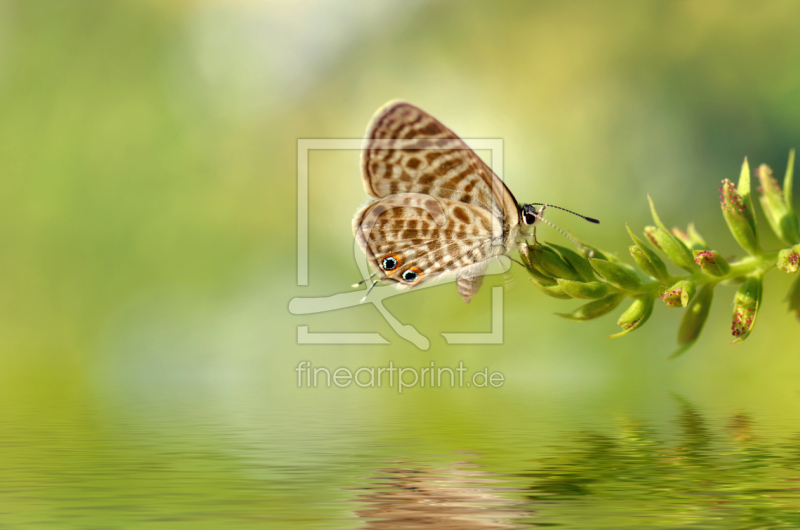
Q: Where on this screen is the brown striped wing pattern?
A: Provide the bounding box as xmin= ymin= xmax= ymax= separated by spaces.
xmin=360 ymin=102 xmax=518 ymax=217
xmin=353 ymin=102 xmax=521 ymax=303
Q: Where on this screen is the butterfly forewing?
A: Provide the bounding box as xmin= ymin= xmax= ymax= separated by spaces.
xmin=361 ymin=102 xmax=519 ymax=218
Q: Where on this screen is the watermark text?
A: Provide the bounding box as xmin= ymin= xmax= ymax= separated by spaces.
xmin=295 ymin=361 xmax=504 ymax=393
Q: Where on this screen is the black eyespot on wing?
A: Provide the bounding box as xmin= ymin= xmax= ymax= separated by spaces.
xmin=401 ymin=268 xmax=420 ymax=282
xmin=381 ymin=255 xmax=399 ymax=271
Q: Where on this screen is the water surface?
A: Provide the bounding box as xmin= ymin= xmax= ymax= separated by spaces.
xmin=2 ymin=379 xmax=800 ymax=529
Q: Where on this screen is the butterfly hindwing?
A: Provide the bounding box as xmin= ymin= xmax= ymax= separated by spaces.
xmin=353 ymin=193 xmax=505 ymax=302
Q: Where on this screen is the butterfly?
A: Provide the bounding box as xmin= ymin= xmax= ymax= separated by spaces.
xmin=352 ymin=101 xmax=598 ymax=303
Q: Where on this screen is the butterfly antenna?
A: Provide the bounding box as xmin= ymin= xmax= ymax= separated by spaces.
xmin=352 ymin=271 xmax=379 ymax=288
xmin=533 ymin=212 xmax=594 ymax=257
xmin=530 ymin=203 xmax=599 ymax=224
xmin=359 ymin=280 xmax=379 ymax=303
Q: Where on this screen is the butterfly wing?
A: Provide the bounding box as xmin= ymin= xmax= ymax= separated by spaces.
xmin=353 ymin=193 xmax=505 ymax=303
xmin=361 ymin=101 xmax=519 ymax=225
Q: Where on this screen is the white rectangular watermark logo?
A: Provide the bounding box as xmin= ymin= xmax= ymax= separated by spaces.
xmin=288 ymin=138 xmax=507 ymax=349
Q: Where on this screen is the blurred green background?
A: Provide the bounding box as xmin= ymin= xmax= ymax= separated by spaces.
xmin=2 ymin=0 xmax=798 ymax=388
xmin=2 ymin=1 xmax=800 ymax=527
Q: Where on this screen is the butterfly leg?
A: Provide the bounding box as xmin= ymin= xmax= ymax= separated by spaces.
xmin=519 ymin=229 xmax=538 ymax=247
xmin=517 ymin=239 xmax=530 ymax=259
xmin=530 ymin=204 xmax=547 ymax=245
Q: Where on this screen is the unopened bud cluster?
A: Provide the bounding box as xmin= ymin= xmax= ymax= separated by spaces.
xmin=524 ymin=151 xmax=800 ymax=357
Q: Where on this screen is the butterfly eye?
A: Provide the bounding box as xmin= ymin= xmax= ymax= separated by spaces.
xmin=522 ymin=205 xmax=538 ymax=225
xmin=401 ymin=267 xmax=421 ymax=283
xmin=381 ymin=254 xmax=400 ymax=271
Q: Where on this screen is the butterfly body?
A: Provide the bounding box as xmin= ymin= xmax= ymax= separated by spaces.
xmin=353 ymin=102 xmax=545 ymax=303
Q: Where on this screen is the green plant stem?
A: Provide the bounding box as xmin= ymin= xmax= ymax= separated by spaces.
xmin=621 ymin=250 xmax=782 ymax=298
xmin=689 ymin=251 xmax=778 ymax=285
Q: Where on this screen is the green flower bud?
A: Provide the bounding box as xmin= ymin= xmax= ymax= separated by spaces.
xmin=529 ymin=270 xmax=557 ymax=286
xmin=660 ymin=281 xmax=685 ymax=307
xmin=524 ymin=248 xmax=558 ymax=283
xmin=660 ymin=279 xmax=695 ymax=308
xmin=527 ymin=267 xmax=557 ymax=286
xmin=644 ymin=226 xmax=663 ymax=251
xmin=777 ymin=247 xmax=799 ymax=273
xmin=643 ymin=226 xmax=697 ymax=272
xmin=671 ymin=225 xmax=709 ymax=251
xmin=688 ymin=223 xmax=709 ymax=250
xmin=693 ymin=250 xmax=730 ymax=277
xmin=646 ymin=196 xmax=699 ymax=272
xmin=578 ymin=244 xmax=621 ymax=264
xmin=556 ymin=279 xmax=609 ymax=299
xmin=757 ymin=163 xmax=800 ymax=245
xmin=671 ymin=228 xmax=694 ymax=250
xmin=529 ymin=278 xmax=572 ymax=299
xmin=720 ymin=161 xmax=760 ymax=256
xmin=731 ymin=275 xmax=763 ymax=343
xmin=548 ymin=243 xmax=596 ymax=282
xmin=609 ymin=295 xmax=654 ymax=338
xmin=534 ymin=246 xmax=583 ymax=282
xmin=627 ymin=224 xmax=671 ymax=284
xmin=671 ymin=284 xmax=714 ymax=359
xmin=556 ymin=293 xmax=625 ymax=321
xmin=629 ymin=245 xmax=661 ymax=282
xmin=681 ymin=279 xmax=696 ymax=307
xmin=589 ymin=258 xmax=642 ymax=292
xmin=737 ymin=158 xmax=758 ymax=227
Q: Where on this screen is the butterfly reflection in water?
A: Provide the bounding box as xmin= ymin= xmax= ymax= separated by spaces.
xmin=352 ymin=102 xmax=598 ymax=303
